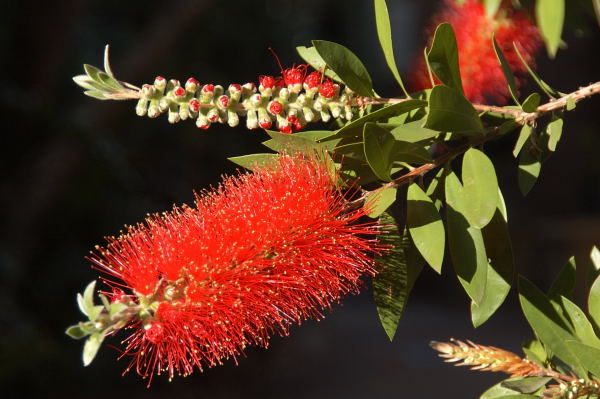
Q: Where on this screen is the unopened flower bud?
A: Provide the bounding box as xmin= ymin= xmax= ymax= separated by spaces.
xmin=185 ymin=77 xmax=199 ymax=93
xmin=196 ymin=114 xmax=210 ymax=130
xmin=218 ymin=95 xmax=230 ymax=109
xmin=227 ymin=110 xmax=239 ymax=127
xmin=168 ymin=103 xmax=181 ymax=123
xmin=279 ymin=88 xmax=290 ymax=101
xmin=246 ymin=109 xmax=258 ymax=129
xmin=173 ymin=86 xmax=186 ymax=98
xmin=201 ymin=84 xmax=215 ymax=101
xmin=302 ymin=107 xmax=314 ymax=122
xmin=179 ymin=103 xmax=190 ymax=120
xmin=167 ymin=79 xmax=180 ymax=92
xmin=242 ymin=82 xmax=256 ymax=93
xmin=189 ymin=98 xmax=200 ymax=113
xmin=148 ymin=100 xmax=160 ymax=118
xmin=136 ymin=98 xmax=148 ymax=116
xmin=141 ymin=84 xmax=154 ymax=100
xmin=258 ymin=108 xmax=272 ymax=129
xmin=268 ymin=100 xmax=283 ymax=116
xmin=320 ymin=109 xmax=331 ymax=122
xmin=154 ymin=76 xmax=166 ymax=91
xmin=250 ymin=93 xmax=263 ymax=107
xmin=158 ymin=97 xmax=169 ymax=112
xmin=207 ymin=108 xmax=219 ymax=123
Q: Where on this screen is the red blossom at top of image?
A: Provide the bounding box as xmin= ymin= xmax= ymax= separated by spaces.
xmin=409 ymin=0 xmax=542 ymax=104
xmin=89 ymin=154 xmax=383 ymax=385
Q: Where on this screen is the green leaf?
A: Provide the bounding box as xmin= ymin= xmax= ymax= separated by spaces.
xmin=536 ymin=0 xmax=565 ymax=58
xmin=363 ymin=123 xmax=395 ymax=181
xmin=472 ymin=189 xmax=514 ymax=327
xmin=548 ymin=256 xmax=576 ymax=301
xmin=560 ymin=296 xmax=600 ymax=349
xmin=521 ymin=93 xmax=541 ymax=113
xmin=392 ymin=140 xmax=432 ymax=164
xmin=390 ymin=120 xmax=440 ymax=143
xmin=83 ymin=332 xmax=106 ymax=366
xmin=592 ymin=246 xmax=600 ymax=271
xmin=481 ymin=376 xmax=548 ymax=399
xmin=492 ymin=35 xmax=520 ymax=105
xmin=295 ymin=46 xmax=342 ymax=83
xmin=563 ymin=340 xmax=600 ymax=378
xmin=594 ymin=0 xmax=600 ymax=28
xmin=518 ymin=276 xmax=587 ymax=377
xmin=513 ymin=124 xmax=533 ymax=158
xmin=83 ymin=90 xmax=109 ymax=100
xmin=500 ymin=376 xmax=552 ymax=394
xmin=365 ymin=187 xmax=397 ymax=218
xmin=227 ymin=153 xmax=279 ymax=170
xmin=424 ymin=85 xmax=484 ymax=137
xmin=589 ymin=273 xmax=600 ymax=331
xmin=427 ymin=23 xmax=463 ymax=93
xmin=518 ymin=147 xmax=541 ymax=196
xmin=522 ymin=339 xmax=547 ymax=366
xmin=407 ymin=183 xmax=445 ymax=274
xmin=484 ymin=0 xmax=502 ymax=17
xmin=374 ymin=214 xmax=423 ymax=340
xmin=445 ymin=170 xmax=488 ymax=304
xmin=262 ymin=130 xmax=328 ymax=153
xmin=374 ymin=0 xmax=409 ymax=96
xmin=332 ymin=100 xmax=427 ymax=138
xmin=513 ymin=43 xmax=559 ymax=98
xmin=66 ymin=324 xmax=88 ymax=340
xmin=312 ymin=40 xmax=374 ymax=97
xmin=426 ymin=167 xmax=445 ymax=211
xmin=461 ymin=148 xmax=498 ymax=228
xmin=546 ymin=115 xmax=564 ymax=152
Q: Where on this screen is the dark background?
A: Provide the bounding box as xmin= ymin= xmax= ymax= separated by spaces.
xmin=1 ymin=0 xmax=599 ymax=398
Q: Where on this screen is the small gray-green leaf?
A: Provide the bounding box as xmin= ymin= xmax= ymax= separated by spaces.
xmin=589 ymin=274 xmax=600 ymax=331
xmin=546 ymin=115 xmax=563 ymax=152
xmin=427 ymin=23 xmax=463 ymax=93
xmin=518 ymin=147 xmax=541 ymax=196
xmin=83 ymin=332 xmax=106 ymax=366
xmin=521 ymin=93 xmax=540 ymax=113
xmin=66 ymin=325 xmax=88 ymax=340
xmin=461 ymin=148 xmax=498 ymax=228
xmin=592 ymin=246 xmax=600 ymax=271
xmin=312 ymin=40 xmax=374 ymax=97
xmin=424 ymin=85 xmax=484 ymax=137
xmin=566 ymin=96 xmax=576 ymax=111
xmin=365 ymin=187 xmax=397 ymax=218
xmin=84 ymin=90 xmax=109 ymax=100
xmin=536 ymin=0 xmax=565 ymax=58
xmin=513 ymin=124 xmax=533 ymax=158
xmin=227 ymin=153 xmax=279 ymax=170
xmin=374 ymin=0 xmax=408 ymax=96
xmin=407 ymin=183 xmax=445 ymax=274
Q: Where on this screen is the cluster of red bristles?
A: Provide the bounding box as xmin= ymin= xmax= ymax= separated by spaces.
xmin=90 ymin=154 xmax=383 ymax=384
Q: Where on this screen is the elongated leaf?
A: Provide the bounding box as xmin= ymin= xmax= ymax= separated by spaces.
xmin=472 ymin=190 xmax=514 ymax=327
xmin=513 ymin=43 xmax=559 ymax=98
xmin=481 ymin=376 xmax=548 ymax=399
xmin=374 ymin=214 xmax=423 ymax=340
xmin=546 ymin=115 xmax=564 ymax=152
xmin=513 ymin=124 xmax=533 ymax=158
xmin=83 ymin=332 xmax=106 ymax=366
xmin=536 ymin=0 xmax=565 ymax=58
xmin=228 ymin=153 xmax=279 ymax=170
xmin=262 ymin=130 xmax=331 ymax=154
xmin=518 ymin=276 xmax=587 ymax=377
xmin=548 ymin=256 xmax=576 ymax=301
xmin=424 ymin=85 xmax=484 ymax=137
xmin=407 ymin=183 xmax=445 ymax=274
xmin=66 ymin=324 xmax=87 ymax=340
xmin=374 ymin=0 xmax=408 ymax=96
xmin=363 ymin=123 xmax=395 ymax=181
xmin=445 ymin=171 xmax=488 ymax=304
xmin=589 ymin=274 xmax=600 ymax=331
xmin=461 ymin=148 xmax=498 ymax=228
xmin=332 ymin=100 xmax=427 ymax=138
xmin=426 ymin=167 xmax=445 ymax=211
xmin=563 ymin=340 xmax=600 ymax=378
xmin=365 ymin=187 xmax=397 ymax=218
xmin=501 ymin=376 xmax=552 ymax=394
xmin=492 ymin=35 xmax=520 ymax=105
xmin=518 ymin=147 xmax=541 ymax=195
xmin=390 ymin=120 xmax=439 ymax=143
xmin=560 ymin=297 xmax=600 ymax=349
xmin=312 ymin=40 xmax=374 ymax=97
xmin=427 ymin=23 xmax=463 ymax=93
xmin=392 ymin=140 xmax=432 ymax=164
xmin=296 ymin=46 xmax=342 ymax=82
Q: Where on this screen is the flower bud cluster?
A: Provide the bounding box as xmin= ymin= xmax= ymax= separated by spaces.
xmin=134 ymin=67 xmax=357 ymax=133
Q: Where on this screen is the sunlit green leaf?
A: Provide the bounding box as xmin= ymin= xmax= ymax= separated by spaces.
xmin=513 ymin=124 xmax=533 ymax=158
xmin=560 ymin=297 xmax=600 ymax=349
xmin=548 ymin=257 xmax=576 ymax=301
xmin=365 ymin=187 xmax=397 ymax=218
xmin=363 ymin=123 xmax=395 ymax=181
xmin=427 ymin=23 xmax=463 ymax=93
xmin=500 ymin=376 xmax=552 ymax=394
xmin=374 ymin=0 xmax=408 ymax=96
xmin=295 ymin=45 xmax=342 ymax=82
xmin=407 ymin=183 xmax=445 ymax=274
xmin=461 ymin=148 xmax=498 ymax=228
xmin=521 ymin=93 xmax=540 ymax=113
xmin=546 ymin=115 xmax=564 ymax=152
xmin=312 ymin=40 xmax=374 ymax=96
xmin=481 ymin=376 xmax=548 ymax=399
xmin=227 ymin=153 xmax=279 ymax=170
xmin=424 ymin=85 xmax=484 ymax=137
xmin=83 ymin=332 xmax=106 ymax=366
xmin=589 ymin=273 xmax=600 ymax=331
xmin=518 ymin=147 xmax=541 ymax=195
xmin=492 ymin=35 xmax=520 ymax=105
xmin=390 ymin=120 xmax=440 ymax=143
xmin=536 ymin=0 xmax=565 ymax=58
xmin=563 ymin=340 xmax=600 ymax=378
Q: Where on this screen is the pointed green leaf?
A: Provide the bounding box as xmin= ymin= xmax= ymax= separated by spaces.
xmin=521 ymin=93 xmax=541 ymax=113
xmin=295 ymin=46 xmax=342 ymax=82
xmin=312 ymin=40 xmax=374 ymax=97
xmin=518 ymin=276 xmax=587 ymax=377
xmin=560 ymin=297 xmax=600 ymax=349
xmin=374 ymin=0 xmax=408 ymax=96
xmin=492 ymin=35 xmax=520 ymax=105
xmin=374 ymin=214 xmax=423 ymax=340
xmin=472 ymin=190 xmax=514 ymax=327
xmin=227 ymin=153 xmax=279 ymax=170
xmin=562 ymin=340 xmax=600 ymax=378
xmin=592 ymin=246 xmax=600 ymax=271
xmin=513 ymin=124 xmax=533 ymax=158
xmin=546 ymin=115 xmax=564 ymax=152
xmin=332 ymin=100 xmax=427 ymax=138
xmin=407 ymin=183 xmax=445 ymax=274
xmin=363 ymin=123 xmax=395 ymax=181
xmin=589 ymin=274 xmax=600 ymax=331
xmin=518 ymin=147 xmax=541 ymax=195
xmin=566 ymin=96 xmax=576 ymax=111
xmin=66 ymin=325 xmax=87 ymax=340
xmin=365 ymin=187 xmax=397 ymax=218
xmin=427 ymin=23 xmax=463 ymax=93
xmin=481 ymin=376 xmax=548 ymax=399
xmin=500 ymin=376 xmax=552 ymax=394
xmin=513 ymin=43 xmax=559 ymax=98
xmin=262 ymin=130 xmax=331 ymax=153
xmin=426 ymin=167 xmax=445 ymax=211
xmin=103 ymin=45 xmax=115 ymax=78
xmin=84 ymin=90 xmax=109 ymax=100
xmin=424 ymin=85 xmax=484 ymax=137
xmin=73 ymin=75 xmax=105 ymax=92
xmin=390 ymin=120 xmax=440 ymax=143
xmin=392 ymin=140 xmax=432 ymax=164
xmin=445 ymin=170 xmax=488 ymax=304
xmin=461 ymin=148 xmax=498 ymax=228
xmin=83 ymin=332 xmax=106 ymax=366
xmin=536 ymin=0 xmax=565 ymax=58
xmin=548 ymin=256 xmax=576 ymax=301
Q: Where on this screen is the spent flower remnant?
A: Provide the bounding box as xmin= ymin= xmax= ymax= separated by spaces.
xmin=410 ymin=0 xmax=542 ymax=104
xmin=77 ymin=154 xmax=383 ymax=384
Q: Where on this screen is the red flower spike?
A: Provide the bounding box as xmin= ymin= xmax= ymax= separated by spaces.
xmin=283 ymin=65 xmax=307 ymax=87
xmin=259 ymin=75 xmax=281 ymax=89
xmin=268 ymin=100 xmax=283 ymax=115
xmin=173 ymin=87 xmax=186 ymax=97
xmin=319 ymin=79 xmax=337 ymax=99
xmin=90 ymin=154 xmax=383 ymax=384
xmin=409 ymin=0 xmax=542 ymax=104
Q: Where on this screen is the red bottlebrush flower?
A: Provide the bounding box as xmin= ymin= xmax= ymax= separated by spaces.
xmin=304 ymin=71 xmax=323 ymax=89
xmin=319 ymin=79 xmax=338 ymax=99
xmin=258 ymin=75 xmax=283 ymax=89
xmin=409 ymin=0 xmax=542 ymax=104
xmin=283 ymin=65 xmax=307 ymax=87
xmin=89 ymin=154 xmax=382 ymax=384
xmin=268 ymin=100 xmax=283 ymax=115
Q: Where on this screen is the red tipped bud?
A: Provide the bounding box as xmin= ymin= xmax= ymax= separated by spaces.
xmin=207 ymin=109 xmax=219 ymax=123
xmin=268 ymin=100 xmax=283 ymax=115
xmin=189 ymin=98 xmax=200 ymax=112
xmin=185 ymin=77 xmax=199 ymax=92
xmin=279 ymin=125 xmax=292 ymax=134
xmin=228 ymin=83 xmax=241 ymax=93
xmin=250 ymin=93 xmax=263 ymax=107
xmin=218 ymin=95 xmax=230 ymax=108
xmin=174 ymin=86 xmax=186 ymax=98
xmin=304 ymin=71 xmax=322 ymax=89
